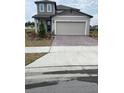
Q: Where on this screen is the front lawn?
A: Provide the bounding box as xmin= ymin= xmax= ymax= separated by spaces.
xmin=25 ymin=53 xmax=47 ymax=66
xmin=89 ymin=30 xmax=98 ymax=40
xmin=25 ymin=29 xmax=53 ymax=47
xmin=89 ymin=25 xmax=98 ymax=40
xmin=25 ymin=38 xmax=53 ymax=47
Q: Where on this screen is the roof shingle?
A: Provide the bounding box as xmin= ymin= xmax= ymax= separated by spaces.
xmin=57 ymin=5 xmax=80 ymax=11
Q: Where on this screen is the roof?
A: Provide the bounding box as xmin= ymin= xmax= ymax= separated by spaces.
xmin=32 ymin=14 xmax=54 ymax=19
xmin=57 ymin=5 xmax=80 ymax=11
xmin=35 ymin=0 xmax=56 ymax=4
xmin=33 ymin=10 xmax=93 ymax=19
xmin=56 ymin=10 xmax=93 ymax=18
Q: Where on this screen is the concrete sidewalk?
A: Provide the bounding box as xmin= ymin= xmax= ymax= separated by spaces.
xmin=25 ymin=46 xmax=50 ymax=53
xmin=50 ymin=46 xmax=97 ymax=53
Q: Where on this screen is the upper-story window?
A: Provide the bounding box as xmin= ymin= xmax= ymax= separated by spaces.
xmin=39 ymin=4 xmax=44 ymax=12
xmin=47 ymin=4 xmax=52 ymax=12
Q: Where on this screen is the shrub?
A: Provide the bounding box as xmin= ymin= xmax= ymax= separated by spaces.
xmin=26 ymin=31 xmax=36 ymax=40
xmin=89 ymin=30 xmax=98 ymax=38
xmin=38 ymin=20 xmax=46 ymax=38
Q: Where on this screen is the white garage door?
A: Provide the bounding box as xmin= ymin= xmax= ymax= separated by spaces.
xmin=56 ymin=21 xmax=86 ymax=35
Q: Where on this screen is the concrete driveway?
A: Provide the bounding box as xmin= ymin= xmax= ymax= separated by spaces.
xmin=52 ymin=36 xmax=98 ymax=46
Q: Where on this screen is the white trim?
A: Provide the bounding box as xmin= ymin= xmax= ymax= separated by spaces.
xmin=54 ymin=20 xmax=87 ymax=35
xmin=34 ymin=19 xmax=38 ymax=33
xmin=39 ymin=4 xmax=44 ymax=12
xmin=47 ymin=4 xmax=52 ymax=12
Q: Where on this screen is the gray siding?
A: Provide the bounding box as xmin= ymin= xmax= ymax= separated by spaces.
xmin=36 ymin=3 xmax=55 ymax=15
xmin=52 ymin=16 xmax=90 ymax=35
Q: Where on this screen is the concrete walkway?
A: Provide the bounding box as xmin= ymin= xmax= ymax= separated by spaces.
xmin=50 ymin=46 xmax=97 ymax=53
xmin=25 ymin=46 xmax=50 ymax=53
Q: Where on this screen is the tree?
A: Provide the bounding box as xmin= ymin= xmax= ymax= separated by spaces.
xmin=25 ymin=21 xmax=31 ymax=27
xmin=25 ymin=21 xmax=35 ymax=27
xmin=25 ymin=22 xmax=28 ymax=27
xmin=38 ymin=20 xmax=46 ymax=38
xmin=31 ymin=22 xmax=35 ymax=26
xmin=30 ymin=22 xmax=35 ymax=28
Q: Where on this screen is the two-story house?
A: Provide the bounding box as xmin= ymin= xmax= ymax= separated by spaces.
xmin=32 ymin=0 xmax=93 ymax=35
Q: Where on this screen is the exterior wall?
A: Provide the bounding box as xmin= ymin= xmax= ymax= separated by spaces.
xmin=36 ymin=3 xmax=55 ymax=15
xmin=52 ymin=16 xmax=90 ymax=35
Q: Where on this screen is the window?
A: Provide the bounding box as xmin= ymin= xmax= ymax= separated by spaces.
xmin=39 ymin=4 xmax=44 ymax=12
xmin=47 ymin=4 xmax=52 ymax=12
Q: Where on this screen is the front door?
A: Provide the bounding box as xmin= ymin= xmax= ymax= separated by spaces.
xmin=47 ymin=20 xmax=51 ymax=32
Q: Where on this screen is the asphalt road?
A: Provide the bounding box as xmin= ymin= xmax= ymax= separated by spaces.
xmin=25 ymin=79 xmax=98 ymax=93
xmin=25 ymin=69 xmax=98 ymax=93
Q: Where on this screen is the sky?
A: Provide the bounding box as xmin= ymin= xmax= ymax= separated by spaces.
xmin=25 ymin=0 xmax=98 ymax=26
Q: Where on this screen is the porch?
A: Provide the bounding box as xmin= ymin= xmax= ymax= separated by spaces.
xmin=33 ymin=16 xmax=52 ymax=34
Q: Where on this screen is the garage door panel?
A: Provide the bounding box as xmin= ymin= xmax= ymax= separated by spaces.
xmin=56 ymin=22 xmax=86 ymax=35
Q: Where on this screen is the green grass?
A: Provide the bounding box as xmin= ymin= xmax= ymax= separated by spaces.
xmin=89 ymin=30 xmax=98 ymax=40
xmin=25 ymin=53 xmax=47 ymax=66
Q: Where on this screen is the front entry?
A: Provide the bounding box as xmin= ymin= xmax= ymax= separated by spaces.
xmin=46 ymin=20 xmax=51 ymax=32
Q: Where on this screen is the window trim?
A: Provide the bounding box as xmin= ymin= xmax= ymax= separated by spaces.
xmin=47 ymin=4 xmax=52 ymax=12
xmin=39 ymin=4 xmax=44 ymax=12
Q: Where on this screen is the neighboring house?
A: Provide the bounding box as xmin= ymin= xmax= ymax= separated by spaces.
xmin=32 ymin=0 xmax=93 ymax=35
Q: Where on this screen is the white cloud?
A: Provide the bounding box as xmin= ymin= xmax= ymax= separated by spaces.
xmin=91 ymin=14 xmax=98 ymax=26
